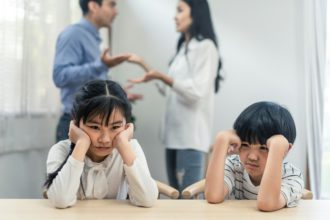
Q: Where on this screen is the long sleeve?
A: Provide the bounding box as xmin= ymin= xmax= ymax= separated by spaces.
xmin=123 ymin=140 xmax=158 ymax=207
xmin=53 ymin=32 xmax=108 ymax=88
xmin=171 ymin=39 xmax=218 ymax=104
xmin=46 ymin=141 xmax=84 ymax=208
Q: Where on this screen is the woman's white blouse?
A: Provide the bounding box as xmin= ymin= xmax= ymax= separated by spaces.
xmin=161 ymin=38 xmax=219 ymax=153
xmin=46 ymin=139 xmax=158 ymax=208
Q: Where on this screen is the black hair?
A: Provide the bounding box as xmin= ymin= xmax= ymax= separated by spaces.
xmin=233 ymin=101 xmax=296 ymax=145
xmin=176 ymin=0 xmax=223 ymax=93
xmin=44 ymin=80 xmax=132 ymax=189
xmin=79 ymin=0 xmax=103 ymax=15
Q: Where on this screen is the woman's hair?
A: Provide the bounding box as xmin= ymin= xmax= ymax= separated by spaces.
xmin=44 ymin=80 xmax=131 ymax=189
xmin=176 ymin=0 xmax=223 ymax=93
xmin=79 ymin=0 xmax=103 ymax=15
xmin=233 ymin=101 xmax=296 ymax=145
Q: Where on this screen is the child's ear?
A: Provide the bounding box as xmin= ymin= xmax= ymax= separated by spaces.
xmin=125 ymin=123 xmax=130 ymax=129
xmin=288 ymin=143 xmax=293 ymax=151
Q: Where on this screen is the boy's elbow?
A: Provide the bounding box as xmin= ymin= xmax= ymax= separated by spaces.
xmin=257 ymin=200 xmax=282 ymax=212
xmin=205 ymin=190 xmax=224 ymax=204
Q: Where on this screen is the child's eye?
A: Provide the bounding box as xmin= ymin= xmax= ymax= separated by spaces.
xmin=111 ymin=126 xmax=121 ymax=130
xmin=89 ymin=125 xmax=100 ymax=130
xmin=241 ymin=143 xmax=250 ymax=148
xmin=239 ymin=143 xmax=250 ymax=151
xmin=259 ymin=145 xmax=269 ymax=152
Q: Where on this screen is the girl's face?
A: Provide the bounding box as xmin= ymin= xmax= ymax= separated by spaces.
xmin=80 ymin=109 xmax=126 ymax=162
xmin=239 ymin=142 xmax=269 ymax=186
xmin=175 ymin=0 xmax=192 ymax=33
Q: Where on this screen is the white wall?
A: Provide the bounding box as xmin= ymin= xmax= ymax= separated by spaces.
xmin=111 ymin=0 xmax=307 ymax=183
xmin=0 ymin=0 xmax=307 ymax=198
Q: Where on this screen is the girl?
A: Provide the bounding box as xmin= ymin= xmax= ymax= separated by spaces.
xmin=128 ymin=0 xmax=222 ymax=194
xmin=44 ymin=80 xmax=158 ymax=208
xmin=205 ymin=101 xmax=304 ymax=211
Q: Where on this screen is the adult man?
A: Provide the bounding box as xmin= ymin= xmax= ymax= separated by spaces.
xmin=53 ymin=0 xmax=137 ymax=141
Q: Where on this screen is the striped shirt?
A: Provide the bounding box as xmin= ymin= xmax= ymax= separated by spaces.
xmin=224 ymin=155 xmax=304 ymax=207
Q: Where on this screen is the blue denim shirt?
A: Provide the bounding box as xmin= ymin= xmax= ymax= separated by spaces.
xmin=53 ymin=18 xmax=108 ymax=113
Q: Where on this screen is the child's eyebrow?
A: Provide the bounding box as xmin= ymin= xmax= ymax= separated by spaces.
xmin=110 ymin=120 xmax=124 ymax=125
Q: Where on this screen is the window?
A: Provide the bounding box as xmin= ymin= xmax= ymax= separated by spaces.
xmin=321 ymin=2 xmax=330 ymax=199
xmin=0 ymin=0 xmax=75 ymax=115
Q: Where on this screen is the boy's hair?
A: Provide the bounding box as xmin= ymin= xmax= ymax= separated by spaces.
xmin=44 ymin=80 xmax=131 ymax=189
xmin=233 ymin=101 xmax=296 ymax=145
xmin=79 ymin=0 xmax=103 ymax=15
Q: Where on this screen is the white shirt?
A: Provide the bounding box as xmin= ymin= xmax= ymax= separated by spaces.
xmin=161 ymin=38 xmax=219 ymax=153
xmin=224 ymin=155 xmax=304 ymax=207
xmin=46 ymin=139 xmax=158 ymax=208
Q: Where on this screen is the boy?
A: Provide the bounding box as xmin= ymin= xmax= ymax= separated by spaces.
xmin=205 ymin=101 xmax=304 ymax=211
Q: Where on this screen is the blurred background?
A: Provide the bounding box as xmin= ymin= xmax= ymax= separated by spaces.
xmin=0 ymin=0 xmax=329 ymax=199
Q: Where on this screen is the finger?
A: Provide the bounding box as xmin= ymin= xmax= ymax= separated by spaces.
xmin=128 ymin=77 xmax=145 ymax=84
xmin=128 ymin=94 xmax=144 ymax=101
xmin=124 ymin=83 xmax=134 ymax=90
xmin=102 ymin=48 xmax=110 ymax=58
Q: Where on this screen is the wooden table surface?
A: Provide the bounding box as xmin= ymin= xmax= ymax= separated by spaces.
xmin=1 ymin=199 xmax=329 ymax=220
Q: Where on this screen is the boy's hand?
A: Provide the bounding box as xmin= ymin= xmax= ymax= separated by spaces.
xmin=214 ymin=130 xmax=241 ymax=155
xmin=112 ymin=123 xmax=134 ymax=148
xmin=267 ymin=135 xmax=291 ymax=157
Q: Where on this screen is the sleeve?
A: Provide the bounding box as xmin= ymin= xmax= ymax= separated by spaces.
xmin=123 ymin=140 xmax=158 ymax=207
xmin=280 ymin=163 xmax=304 ymax=208
xmin=172 ymin=40 xmax=218 ymax=104
xmin=52 ymin=30 xmax=108 ymax=88
xmin=223 ymin=156 xmax=238 ymax=195
xmin=46 ymin=143 xmax=84 ymax=209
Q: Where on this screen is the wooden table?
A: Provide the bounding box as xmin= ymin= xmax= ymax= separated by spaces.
xmin=1 ymin=199 xmax=329 ymax=220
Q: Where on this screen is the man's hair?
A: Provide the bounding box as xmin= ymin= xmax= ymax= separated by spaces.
xmin=79 ymin=0 xmax=103 ymax=15
xmin=233 ymin=101 xmax=296 ymax=145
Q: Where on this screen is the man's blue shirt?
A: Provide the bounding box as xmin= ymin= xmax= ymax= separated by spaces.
xmin=53 ymin=18 xmax=108 ymax=113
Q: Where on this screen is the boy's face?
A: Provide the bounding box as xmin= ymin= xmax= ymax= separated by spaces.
xmin=80 ymin=109 xmax=126 ymax=162
xmin=239 ymin=142 xmax=269 ymax=186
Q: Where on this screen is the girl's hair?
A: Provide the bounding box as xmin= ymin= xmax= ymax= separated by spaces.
xmin=44 ymin=80 xmax=131 ymax=189
xmin=233 ymin=101 xmax=296 ymax=145
xmin=176 ymin=0 xmax=223 ymax=93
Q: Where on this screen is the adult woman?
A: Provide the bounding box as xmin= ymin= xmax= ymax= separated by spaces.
xmin=129 ymin=0 xmax=222 ymax=193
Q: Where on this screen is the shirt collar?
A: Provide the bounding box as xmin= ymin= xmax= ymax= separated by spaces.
xmin=79 ymin=18 xmax=101 ymax=42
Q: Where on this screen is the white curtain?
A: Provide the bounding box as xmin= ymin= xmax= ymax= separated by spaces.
xmin=304 ymin=0 xmax=327 ymax=199
xmin=0 ymin=0 xmax=80 ymax=153
xmin=321 ymin=3 xmax=330 ymax=199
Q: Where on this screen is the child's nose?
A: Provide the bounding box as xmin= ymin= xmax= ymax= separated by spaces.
xmin=99 ymin=131 xmax=111 ymax=144
xmin=247 ymin=151 xmax=258 ymax=161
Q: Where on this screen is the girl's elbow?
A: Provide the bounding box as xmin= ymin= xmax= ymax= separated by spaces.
xmin=50 ymin=197 xmax=75 ymax=209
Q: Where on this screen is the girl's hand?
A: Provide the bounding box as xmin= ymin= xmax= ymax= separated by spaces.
xmin=112 ymin=123 xmax=134 ymax=148
xmin=214 ymin=130 xmax=241 ymax=155
xmin=68 ymin=120 xmax=91 ymax=147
